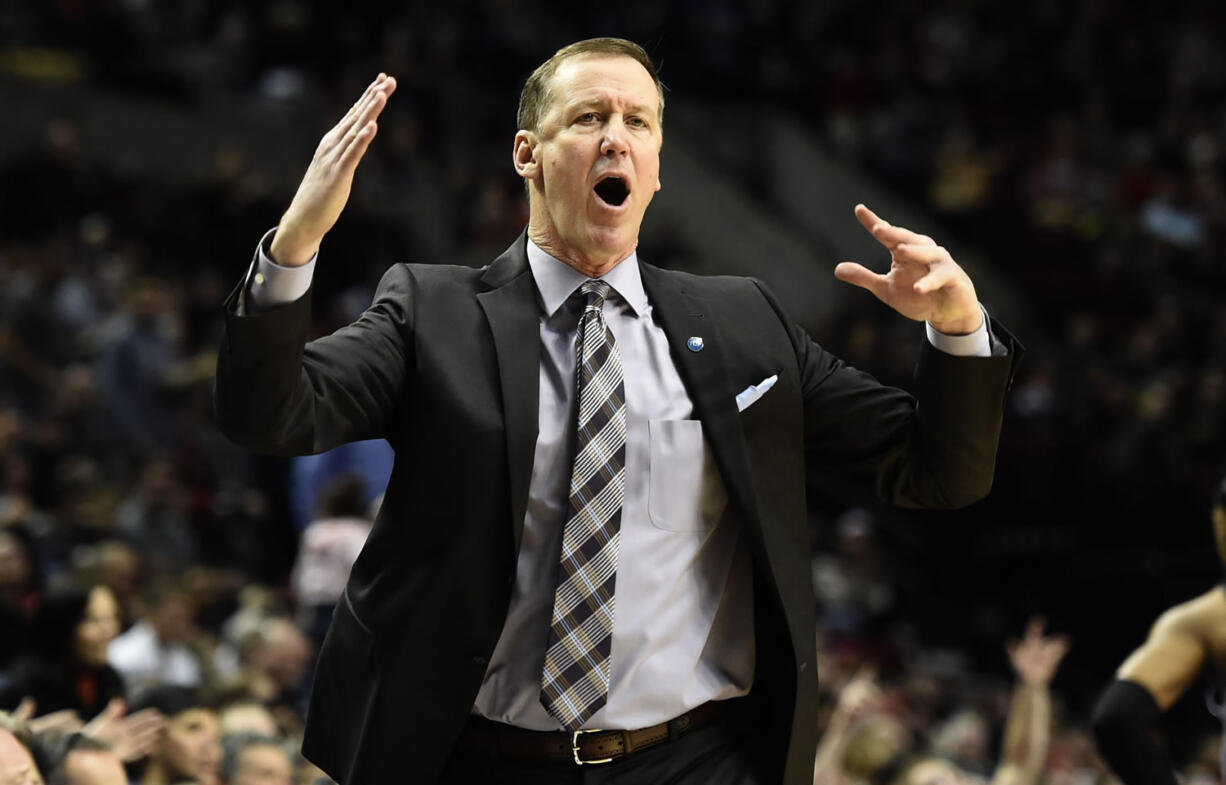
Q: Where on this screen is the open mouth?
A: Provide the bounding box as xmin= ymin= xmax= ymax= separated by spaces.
xmin=593 ymin=175 xmax=630 ymax=207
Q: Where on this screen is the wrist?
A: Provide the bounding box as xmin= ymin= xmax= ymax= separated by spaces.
xmin=929 ymin=307 xmax=984 ymax=336
xmin=268 ymin=224 xmax=319 ymax=268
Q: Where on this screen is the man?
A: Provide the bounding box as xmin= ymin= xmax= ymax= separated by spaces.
xmin=214 ymin=37 xmax=1019 ymax=784
xmin=219 ymin=734 xmax=292 ymax=785
xmin=0 ymin=718 xmax=43 ymax=785
xmin=1092 ymin=476 xmax=1226 ymax=784
xmin=107 ymin=581 xmax=203 ymax=696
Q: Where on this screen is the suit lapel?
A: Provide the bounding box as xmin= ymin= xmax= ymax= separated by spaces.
xmin=476 ymin=235 xmax=540 ymax=555
xmin=639 ymin=264 xmax=761 ymax=532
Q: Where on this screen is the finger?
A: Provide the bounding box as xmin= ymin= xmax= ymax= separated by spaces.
xmin=339 ymin=73 xmax=390 ymax=127
xmin=854 ymin=203 xmax=883 ymax=233
xmin=892 ymin=243 xmax=946 ymax=267
xmin=834 ymin=262 xmax=889 ymax=301
xmin=854 ymin=204 xmax=935 ymax=250
xmin=327 ymin=76 xmax=395 ymax=153
xmin=912 ymin=261 xmax=956 ymax=295
xmin=14 ymin=697 xmax=35 ymax=722
xmin=126 ymin=708 xmax=164 ymax=724
xmin=338 ymin=121 xmax=379 ymax=174
xmin=84 ymin=698 xmax=124 ymax=734
xmin=333 ymin=89 xmax=390 ymax=164
xmin=124 ymin=711 xmax=167 ymax=733
xmin=1026 ymin=616 xmax=1046 ymax=639
xmin=876 ymin=225 xmax=934 ymax=250
xmin=852 ymin=663 xmax=878 ymax=683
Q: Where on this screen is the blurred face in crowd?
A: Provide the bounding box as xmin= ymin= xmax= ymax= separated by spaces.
xmin=900 ymin=758 xmax=985 ymax=785
xmin=75 ymin=586 xmax=121 ymax=668
xmin=515 ymin=54 xmax=662 ymax=276
xmin=0 ymin=532 xmax=31 ymax=595
xmin=159 ymin=709 xmax=221 ymax=785
xmin=219 ymin=703 xmax=279 ymax=738
xmin=0 ymin=729 xmax=42 ymax=785
xmin=253 ymin=621 xmax=310 ymax=690
xmin=151 ymin=592 xmax=194 ymax=646
xmin=234 ymin=743 xmax=292 ymax=785
xmin=62 ymin=748 xmax=126 ymax=785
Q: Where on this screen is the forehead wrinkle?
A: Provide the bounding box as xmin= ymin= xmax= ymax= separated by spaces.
xmin=566 ymin=94 xmax=654 ymax=115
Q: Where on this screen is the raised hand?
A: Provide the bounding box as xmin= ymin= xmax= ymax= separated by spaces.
xmin=1007 ymin=617 xmax=1070 ymax=688
xmin=832 ymin=665 xmax=882 ymax=725
xmin=834 ymin=204 xmax=983 ymax=336
xmin=84 ymin=698 xmax=167 ymax=762
xmin=270 ymin=73 xmax=398 ymax=266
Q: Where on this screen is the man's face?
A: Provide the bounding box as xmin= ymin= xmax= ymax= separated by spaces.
xmin=516 ymin=54 xmax=662 ymax=273
xmin=235 ymin=744 xmax=292 ymax=785
xmin=0 ymin=730 xmax=42 ymax=785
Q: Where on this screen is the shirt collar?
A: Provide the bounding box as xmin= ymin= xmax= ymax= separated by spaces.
xmin=526 ymin=239 xmax=647 ymax=318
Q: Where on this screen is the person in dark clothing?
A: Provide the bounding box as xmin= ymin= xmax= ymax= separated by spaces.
xmin=1092 ymin=476 xmax=1226 ymax=784
xmin=0 ymin=584 xmax=125 ymax=720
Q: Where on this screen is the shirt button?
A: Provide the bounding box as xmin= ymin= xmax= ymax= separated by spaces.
xmin=472 ymin=655 xmax=488 ymax=668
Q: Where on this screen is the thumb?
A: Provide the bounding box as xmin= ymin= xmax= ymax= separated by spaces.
xmin=14 ymin=697 xmax=35 ymax=722
xmin=834 ymin=262 xmax=887 ymax=299
xmin=100 ymin=698 xmax=125 ymax=722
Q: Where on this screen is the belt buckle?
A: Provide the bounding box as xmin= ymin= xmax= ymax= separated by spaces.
xmin=571 ymin=728 xmax=614 ymax=765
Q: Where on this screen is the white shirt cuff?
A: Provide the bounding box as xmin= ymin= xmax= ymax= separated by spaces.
xmin=925 ymin=306 xmax=991 ymax=357
xmin=246 ymin=227 xmax=317 ymax=310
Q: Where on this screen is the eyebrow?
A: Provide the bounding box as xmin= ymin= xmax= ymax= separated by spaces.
xmin=566 ymin=97 xmax=654 ymax=115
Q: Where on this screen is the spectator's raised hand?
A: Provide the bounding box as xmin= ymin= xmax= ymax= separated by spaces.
xmin=270 ymin=74 xmax=398 ymax=267
xmin=84 ymin=698 xmax=166 ymax=762
xmin=17 ymin=699 xmax=83 ymax=735
xmin=832 ymin=665 xmax=883 ymax=725
xmin=1007 ymin=617 xmax=1070 ymax=688
xmin=835 ymin=204 xmax=984 ymax=336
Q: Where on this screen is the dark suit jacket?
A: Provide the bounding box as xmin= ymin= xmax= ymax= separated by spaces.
xmin=214 ymin=234 xmax=1020 ymax=785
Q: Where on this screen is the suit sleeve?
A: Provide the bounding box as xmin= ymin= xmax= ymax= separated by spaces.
xmin=214 ymin=264 xmax=416 ymax=456
xmin=751 ymin=279 xmax=1022 ymax=509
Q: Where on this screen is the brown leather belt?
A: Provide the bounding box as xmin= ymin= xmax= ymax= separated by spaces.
xmin=456 ymin=700 xmax=732 ymax=765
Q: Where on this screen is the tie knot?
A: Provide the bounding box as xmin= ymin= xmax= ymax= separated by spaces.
xmin=580 ymin=280 xmax=611 ymax=310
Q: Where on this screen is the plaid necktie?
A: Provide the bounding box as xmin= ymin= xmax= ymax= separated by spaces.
xmin=541 ymin=279 xmax=627 ymax=729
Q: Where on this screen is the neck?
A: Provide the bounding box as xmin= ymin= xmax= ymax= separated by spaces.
xmin=527 ymin=220 xmax=634 ymax=278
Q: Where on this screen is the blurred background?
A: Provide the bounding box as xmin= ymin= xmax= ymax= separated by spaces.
xmin=2 ymin=0 xmax=1225 ymax=781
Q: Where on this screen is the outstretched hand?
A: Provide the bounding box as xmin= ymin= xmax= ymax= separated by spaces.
xmin=834 ymin=204 xmax=983 ymax=335
xmin=84 ymin=699 xmax=166 ymax=762
xmin=1007 ymin=617 xmax=1070 ymax=688
xmin=270 ymin=73 xmax=398 ymax=267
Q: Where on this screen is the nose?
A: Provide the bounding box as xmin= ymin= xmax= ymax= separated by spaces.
xmin=600 ymin=118 xmax=629 ymax=157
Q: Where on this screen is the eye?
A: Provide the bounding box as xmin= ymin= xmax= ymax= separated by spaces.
xmin=627 ymin=116 xmax=647 ymax=129
xmin=576 ymin=112 xmax=599 ymax=124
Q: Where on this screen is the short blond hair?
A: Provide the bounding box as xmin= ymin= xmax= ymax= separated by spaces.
xmin=517 ymin=37 xmax=664 ymax=133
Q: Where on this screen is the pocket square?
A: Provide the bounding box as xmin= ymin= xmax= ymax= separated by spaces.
xmin=735 ymin=374 xmax=778 ymax=412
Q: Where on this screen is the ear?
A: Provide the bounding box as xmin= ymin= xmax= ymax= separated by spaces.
xmin=513 ymin=131 xmax=539 ymax=180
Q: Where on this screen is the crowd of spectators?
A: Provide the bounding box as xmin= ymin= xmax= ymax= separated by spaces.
xmin=2 ymin=0 xmax=1226 ymax=782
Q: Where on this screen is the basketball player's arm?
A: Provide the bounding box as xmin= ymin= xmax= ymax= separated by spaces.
xmin=1091 ymin=603 xmax=1206 ymax=785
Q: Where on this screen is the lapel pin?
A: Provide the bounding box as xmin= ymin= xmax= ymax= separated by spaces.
xmin=687 ymin=336 xmax=704 ymax=352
